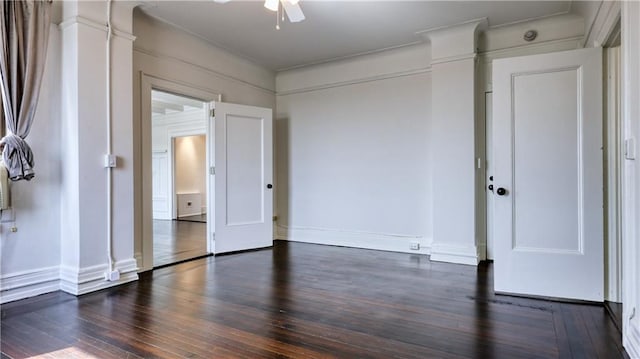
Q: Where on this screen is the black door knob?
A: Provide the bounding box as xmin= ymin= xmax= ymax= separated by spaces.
xmin=496 ymin=187 xmax=507 ymax=196
xmin=266 ymin=184 xmax=273 ymax=189
xmin=488 ymin=184 xmax=494 ymax=191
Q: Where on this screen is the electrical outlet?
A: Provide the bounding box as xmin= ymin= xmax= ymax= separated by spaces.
xmin=105 ymin=270 xmax=120 ymax=281
xmin=410 ymin=242 xmax=420 ymax=250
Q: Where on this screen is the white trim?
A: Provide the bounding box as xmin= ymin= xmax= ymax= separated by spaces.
xmin=0 ymin=259 xmax=139 ymax=303
xmin=587 ymin=1 xmax=622 ymax=48
xmin=430 ymin=53 xmax=477 ymax=66
xmin=58 ymin=16 xmax=136 ymax=42
xmin=134 ymin=48 xmax=275 ymax=95
xmin=488 ymin=10 xmax=571 ymax=30
xmin=275 ymin=225 xmax=431 ymax=255
xmin=140 ymin=74 xmax=221 ymax=272
xmin=59 ymin=258 xmax=138 ymax=296
xmin=626 ymin=325 xmax=640 ymax=359
xmin=0 ymin=266 xmax=60 ymax=304
xmin=605 ymin=46 xmax=622 ymax=303
xmin=430 ymin=243 xmax=480 ymax=266
xmin=415 ymin=17 xmax=488 ymax=38
xmin=276 ymin=41 xmax=424 ymax=72
xmin=479 ymin=36 xmax=584 ymax=61
xmin=134 ymin=252 xmax=143 ymax=271
xmin=276 ymin=67 xmax=432 ymax=96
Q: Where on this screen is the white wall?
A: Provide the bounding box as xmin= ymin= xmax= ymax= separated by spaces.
xmin=133 ymin=10 xmax=276 ymax=271
xmin=0 ymin=22 xmax=62 ymax=303
xmin=275 ymin=44 xmax=433 ymax=254
xmin=175 ymin=135 xmax=207 ymax=210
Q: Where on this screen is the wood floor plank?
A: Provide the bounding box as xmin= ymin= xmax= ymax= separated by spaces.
xmin=1 ymin=241 xmax=628 ymax=358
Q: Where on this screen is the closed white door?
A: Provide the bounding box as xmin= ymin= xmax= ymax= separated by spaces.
xmin=152 ymin=151 xmax=170 ymax=220
xmin=492 ymin=48 xmax=603 ymax=301
xmin=212 ymin=102 xmax=273 ymax=254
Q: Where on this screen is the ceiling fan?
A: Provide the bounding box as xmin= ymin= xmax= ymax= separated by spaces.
xmin=214 ymin=0 xmax=305 ymax=28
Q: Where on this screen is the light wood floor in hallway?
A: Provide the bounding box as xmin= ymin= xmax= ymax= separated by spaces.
xmin=153 ymin=219 xmax=208 ymax=267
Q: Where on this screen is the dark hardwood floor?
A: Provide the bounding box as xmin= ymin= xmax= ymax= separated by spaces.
xmin=1 ymin=241 xmax=627 ymax=358
xmin=153 ymin=219 xmax=208 ymax=267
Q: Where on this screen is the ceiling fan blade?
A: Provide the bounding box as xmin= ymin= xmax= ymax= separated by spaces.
xmin=282 ymin=1 xmax=305 ymax=23
xmin=213 ymin=0 xmax=231 ymax=3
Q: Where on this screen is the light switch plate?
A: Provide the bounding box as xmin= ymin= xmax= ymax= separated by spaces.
xmin=104 ymin=154 xmax=117 ymax=168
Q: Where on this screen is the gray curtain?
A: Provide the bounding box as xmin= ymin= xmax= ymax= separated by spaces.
xmin=0 ymin=0 xmax=52 ymax=181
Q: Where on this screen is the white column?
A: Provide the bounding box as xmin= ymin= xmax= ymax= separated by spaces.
xmin=59 ymin=1 xmax=139 ymax=294
xmin=422 ymin=21 xmax=484 ymax=265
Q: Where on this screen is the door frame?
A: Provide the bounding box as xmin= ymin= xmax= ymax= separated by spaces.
xmin=484 ymin=91 xmax=494 ymax=260
xmin=604 ymin=45 xmax=623 ymax=303
xmin=140 ymin=73 xmax=221 ymax=272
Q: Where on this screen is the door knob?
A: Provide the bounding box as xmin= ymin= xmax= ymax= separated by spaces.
xmin=266 ymin=184 xmax=273 ymax=189
xmin=488 ymin=184 xmax=494 ymax=191
xmin=496 ymin=187 xmax=507 ymax=196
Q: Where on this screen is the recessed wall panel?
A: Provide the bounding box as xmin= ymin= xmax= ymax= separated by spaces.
xmin=512 ymin=68 xmax=581 ymax=253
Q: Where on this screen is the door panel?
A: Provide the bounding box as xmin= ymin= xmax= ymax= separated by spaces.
xmin=213 ymin=102 xmax=273 ymax=254
xmin=493 ymin=48 xmax=603 ymax=301
xmin=225 ymin=115 xmax=265 ymax=225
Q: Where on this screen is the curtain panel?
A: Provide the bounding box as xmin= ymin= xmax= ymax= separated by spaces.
xmin=0 ymin=0 xmax=52 ymax=181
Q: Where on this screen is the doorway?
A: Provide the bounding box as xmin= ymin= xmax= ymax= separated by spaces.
xmin=151 ymin=90 xmax=209 ymax=267
xmin=174 ymin=134 xmax=207 ymax=223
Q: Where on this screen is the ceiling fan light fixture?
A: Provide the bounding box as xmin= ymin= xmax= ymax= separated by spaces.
xmin=264 ymin=0 xmax=279 ymax=12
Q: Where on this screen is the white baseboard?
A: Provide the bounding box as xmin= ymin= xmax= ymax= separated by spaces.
xmin=275 ymin=225 xmax=431 ymax=255
xmin=178 ymin=211 xmax=201 ymax=218
xmin=60 ymin=258 xmax=139 ymax=296
xmin=625 ymin=324 xmax=640 ymax=359
xmin=134 ymin=252 xmax=143 ymax=271
xmin=477 ymin=242 xmax=487 ymax=261
xmin=430 ymin=242 xmax=479 ymax=266
xmin=0 ymin=266 xmax=60 ymax=304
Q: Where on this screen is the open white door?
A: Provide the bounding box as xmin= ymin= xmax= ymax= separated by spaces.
xmin=493 ymin=48 xmax=603 ymax=301
xmin=212 ymin=102 xmax=273 ymax=254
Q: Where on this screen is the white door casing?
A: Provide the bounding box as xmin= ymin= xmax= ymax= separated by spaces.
xmin=213 ymin=102 xmax=273 ymax=254
xmin=493 ymin=48 xmax=604 ymax=301
xmin=485 ymin=92 xmax=495 ymax=260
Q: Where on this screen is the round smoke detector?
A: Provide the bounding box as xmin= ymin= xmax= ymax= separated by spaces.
xmin=524 ymin=30 xmax=538 ymax=42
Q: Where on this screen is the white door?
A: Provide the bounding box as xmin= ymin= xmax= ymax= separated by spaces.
xmin=152 ymin=151 xmax=170 ymax=220
xmin=212 ymin=102 xmax=273 ymax=254
xmin=492 ymin=48 xmax=603 ymax=301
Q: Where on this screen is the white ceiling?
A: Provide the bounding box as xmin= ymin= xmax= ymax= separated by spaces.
xmin=152 ymin=90 xmax=204 ymax=117
xmin=139 ymin=1 xmax=573 ymax=71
